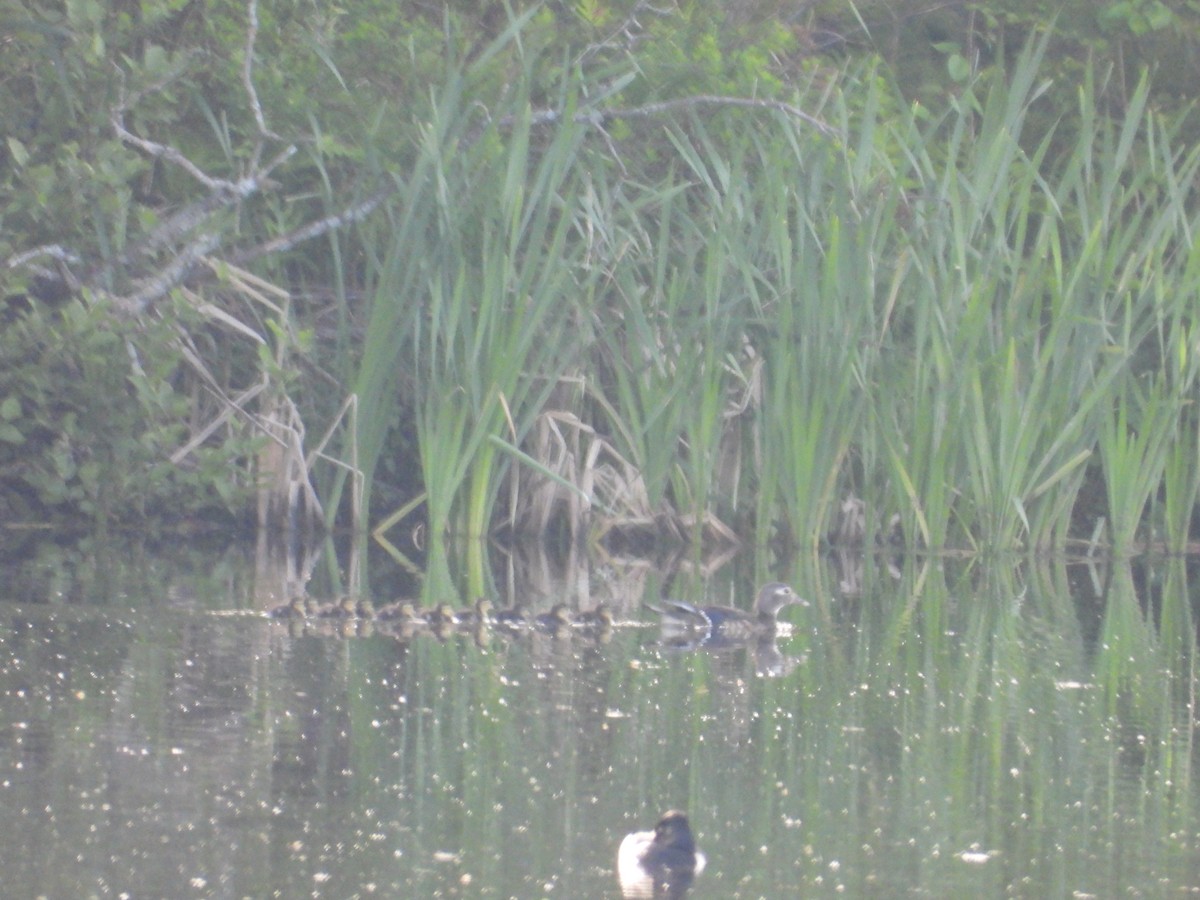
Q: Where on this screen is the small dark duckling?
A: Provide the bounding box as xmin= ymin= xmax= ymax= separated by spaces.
xmin=423 ymin=602 xmax=460 ymax=628
xmin=454 ymin=598 xmax=494 ymax=628
xmin=418 ymin=602 xmax=460 ymax=640
xmin=574 ymin=603 xmax=614 ymax=631
xmin=315 ymin=596 xmax=360 ymax=619
xmin=375 ymin=600 xmax=419 ymax=622
xmin=575 ymin=604 xmax=614 ymax=642
xmin=492 ymin=604 xmax=529 ymax=633
xmin=266 ymin=597 xmax=308 ymax=619
xmin=617 ymin=810 xmax=706 ymax=897
xmin=534 ymin=603 xmax=573 ymax=636
xmin=374 ymin=601 xmax=424 ymax=640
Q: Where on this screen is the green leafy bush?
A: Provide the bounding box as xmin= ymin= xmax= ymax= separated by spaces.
xmin=0 ymin=298 xmax=255 ymax=525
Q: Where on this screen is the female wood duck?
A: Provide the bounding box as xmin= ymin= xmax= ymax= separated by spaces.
xmin=648 ymin=582 xmax=805 ymax=643
xmin=617 ymin=810 xmax=705 ymax=898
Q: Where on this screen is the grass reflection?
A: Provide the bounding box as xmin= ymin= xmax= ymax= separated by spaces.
xmin=249 ymin=552 xmax=1199 ymax=896
xmin=0 ymin=543 xmax=1196 ymax=895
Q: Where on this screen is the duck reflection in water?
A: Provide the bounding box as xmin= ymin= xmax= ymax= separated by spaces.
xmin=617 ymin=810 xmax=706 ymax=898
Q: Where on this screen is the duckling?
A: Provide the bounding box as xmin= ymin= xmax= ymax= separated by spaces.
xmin=414 ymin=603 xmax=460 ymax=641
xmin=375 ymin=600 xmax=419 ymax=622
xmin=423 ymin=602 xmax=460 ymax=628
xmin=266 ymin=597 xmax=308 ymax=619
xmin=454 ymin=597 xmax=494 ymax=628
xmin=373 ymin=601 xmax=424 ymax=640
xmin=574 ymin=603 xmax=614 ymax=630
xmin=575 ymin=603 xmax=614 ymax=641
xmin=534 ymin=603 xmax=573 ymax=637
xmin=492 ymin=604 xmax=529 ymax=633
xmin=315 ymin=596 xmax=359 ymax=619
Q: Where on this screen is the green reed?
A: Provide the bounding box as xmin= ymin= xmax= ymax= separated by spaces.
xmin=840 ymin=50 xmax=1200 ymax=552
xmin=338 ymin=20 xmax=1200 ymax=554
xmin=353 ymin=28 xmax=601 ymax=573
xmin=587 ymin=224 xmax=710 ymax=518
xmin=1099 ymin=383 xmax=1184 ymax=553
xmin=1163 ymin=410 xmax=1200 ymax=552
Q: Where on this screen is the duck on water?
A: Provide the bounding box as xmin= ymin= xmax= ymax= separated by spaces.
xmin=617 ymin=810 xmax=705 ymax=898
xmin=646 ymin=582 xmax=806 ymax=644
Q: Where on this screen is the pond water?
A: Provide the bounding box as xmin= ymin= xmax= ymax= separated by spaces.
xmin=0 ymin=535 xmax=1198 ymax=897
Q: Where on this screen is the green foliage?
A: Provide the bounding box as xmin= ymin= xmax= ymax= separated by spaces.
xmin=340 ymin=20 xmax=1200 ymax=554
xmin=0 ymin=299 xmax=254 ymax=525
xmin=6 ymin=0 xmax=1200 ymax=547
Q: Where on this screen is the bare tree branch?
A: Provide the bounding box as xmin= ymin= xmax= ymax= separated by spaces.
xmin=229 ymin=185 xmax=392 ymax=266
xmin=507 ymin=93 xmax=838 ymax=140
xmin=20 ymin=0 xmax=836 ymax=319
xmin=97 ymin=0 xmax=300 ymax=315
xmin=243 ymin=0 xmax=280 ymax=145
xmin=112 ymin=102 xmax=233 ymax=194
xmin=613 ymin=95 xmax=836 ymax=138
xmin=6 ymin=244 xmax=82 ymax=271
xmin=116 ymin=232 xmax=223 ymax=314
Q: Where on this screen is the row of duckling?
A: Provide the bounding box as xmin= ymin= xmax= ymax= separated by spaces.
xmin=267 ymin=595 xmax=614 ymax=638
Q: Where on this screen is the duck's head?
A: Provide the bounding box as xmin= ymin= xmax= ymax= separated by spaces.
xmin=754 ymin=582 xmax=806 ymax=617
xmin=651 ymin=810 xmax=697 ymax=855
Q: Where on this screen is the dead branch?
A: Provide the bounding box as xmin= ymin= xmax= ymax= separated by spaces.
xmin=229 ymin=184 xmax=392 ymax=266
xmin=117 ymin=232 xmax=223 ymax=314
xmin=5 ymin=244 xmax=82 ymax=270
xmin=508 ymin=93 xmax=838 ymax=140
xmin=89 ymin=0 xmax=306 ymax=313
xmin=242 ymin=0 xmax=280 ymax=146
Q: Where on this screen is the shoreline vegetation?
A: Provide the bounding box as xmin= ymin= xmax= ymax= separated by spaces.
xmin=4 ymin=3 xmax=1200 ymax=562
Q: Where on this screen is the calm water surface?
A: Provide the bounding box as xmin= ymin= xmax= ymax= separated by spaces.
xmin=0 ymin=537 xmax=1197 ymax=897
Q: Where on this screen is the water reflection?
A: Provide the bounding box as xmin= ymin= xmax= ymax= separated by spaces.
xmin=0 ymin=538 xmax=1198 ymax=897
xmin=658 ymin=630 xmax=804 ymax=678
xmin=617 ymin=810 xmax=706 ymax=898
